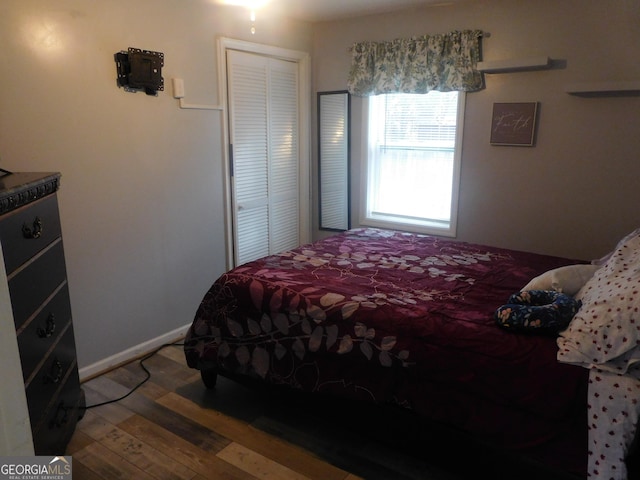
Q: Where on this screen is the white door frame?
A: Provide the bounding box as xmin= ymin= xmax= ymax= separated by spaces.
xmin=217 ymin=37 xmax=311 ymax=270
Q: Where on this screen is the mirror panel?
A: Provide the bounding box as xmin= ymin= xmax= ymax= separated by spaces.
xmin=318 ymin=91 xmax=350 ymax=231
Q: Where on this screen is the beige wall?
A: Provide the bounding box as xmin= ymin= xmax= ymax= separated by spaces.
xmin=0 ymin=0 xmax=312 ymax=370
xmin=312 ymin=0 xmax=640 ymax=261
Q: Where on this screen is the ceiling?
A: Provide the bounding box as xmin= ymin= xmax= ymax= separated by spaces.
xmin=219 ymin=0 xmax=465 ymax=22
xmin=274 ymin=0 xmax=462 ymax=22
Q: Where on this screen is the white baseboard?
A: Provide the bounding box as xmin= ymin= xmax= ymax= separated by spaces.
xmin=78 ymin=323 xmax=191 ymax=382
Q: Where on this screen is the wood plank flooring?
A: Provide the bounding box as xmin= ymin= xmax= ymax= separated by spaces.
xmin=66 ymin=342 xmax=563 ymax=480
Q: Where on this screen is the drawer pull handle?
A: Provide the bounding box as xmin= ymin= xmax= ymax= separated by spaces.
xmin=22 ymin=216 xmax=43 ymax=239
xmin=37 ymin=314 xmax=56 ymax=338
xmin=50 ymin=402 xmax=69 ymax=429
xmin=45 ymin=359 xmax=63 ymax=384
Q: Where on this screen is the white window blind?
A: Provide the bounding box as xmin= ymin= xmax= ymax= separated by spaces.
xmin=380 ymin=93 xmax=458 ymax=150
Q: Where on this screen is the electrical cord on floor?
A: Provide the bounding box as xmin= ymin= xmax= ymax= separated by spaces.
xmin=80 ymin=341 xmax=185 ymax=410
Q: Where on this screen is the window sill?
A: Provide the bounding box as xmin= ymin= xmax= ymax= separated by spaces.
xmin=359 ymin=216 xmax=456 ymax=238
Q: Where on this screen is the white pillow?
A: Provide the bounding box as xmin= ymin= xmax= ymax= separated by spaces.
xmin=557 ymin=231 xmax=640 ymax=374
xmin=522 ymin=264 xmax=600 ymax=296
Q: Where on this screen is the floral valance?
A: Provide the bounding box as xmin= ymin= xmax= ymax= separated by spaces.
xmin=347 ymin=30 xmax=484 ymax=96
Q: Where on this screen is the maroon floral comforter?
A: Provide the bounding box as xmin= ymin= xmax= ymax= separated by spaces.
xmin=185 ymin=228 xmax=588 ymax=476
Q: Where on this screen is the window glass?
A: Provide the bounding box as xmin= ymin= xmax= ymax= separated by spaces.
xmin=362 ymin=91 xmax=464 ymax=236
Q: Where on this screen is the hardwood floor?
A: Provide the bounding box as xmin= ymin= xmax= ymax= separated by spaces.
xmin=66 ymin=342 xmax=563 ymax=480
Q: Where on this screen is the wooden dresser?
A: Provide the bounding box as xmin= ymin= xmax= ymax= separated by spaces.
xmin=0 ymin=172 xmax=84 ymax=455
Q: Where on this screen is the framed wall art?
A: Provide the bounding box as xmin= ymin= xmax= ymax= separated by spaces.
xmin=490 ymin=102 xmax=539 ymax=146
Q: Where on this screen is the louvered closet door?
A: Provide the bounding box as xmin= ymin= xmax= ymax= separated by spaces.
xmin=227 ymin=50 xmax=300 ymax=266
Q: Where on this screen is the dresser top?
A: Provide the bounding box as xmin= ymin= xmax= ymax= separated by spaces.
xmin=0 ymin=172 xmax=61 ymax=216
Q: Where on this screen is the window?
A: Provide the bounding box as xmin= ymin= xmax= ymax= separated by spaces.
xmin=362 ymin=91 xmax=464 ymax=237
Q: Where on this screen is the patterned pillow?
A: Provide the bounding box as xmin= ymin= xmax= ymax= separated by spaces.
xmin=557 ymin=231 xmax=640 ymax=374
xmin=495 ymin=290 xmax=581 ymax=335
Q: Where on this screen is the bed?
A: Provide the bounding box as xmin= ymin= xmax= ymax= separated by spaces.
xmin=184 ymin=227 xmax=640 ymax=479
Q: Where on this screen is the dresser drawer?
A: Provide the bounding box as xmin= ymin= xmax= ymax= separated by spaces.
xmin=0 ymin=194 xmax=62 ymax=275
xmin=8 ymin=239 xmax=67 ymax=330
xmin=25 ymin=323 xmax=78 ymax=429
xmin=17 ymin=284 xmax=72 ymax=382
xmin=32 ymin=369 xmax=82 ymax=455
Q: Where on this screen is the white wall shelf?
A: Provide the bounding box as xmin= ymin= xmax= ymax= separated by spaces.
xmin=564 ymin=81 xmax=640 ymax=97
xmin=477 ymin=56 xmax=551 ymax=73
